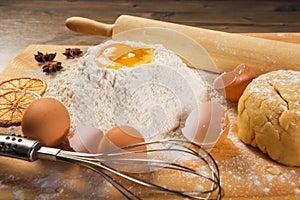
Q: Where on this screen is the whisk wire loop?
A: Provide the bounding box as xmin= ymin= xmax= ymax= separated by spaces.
xmin=61 ymin=156 xmax=141 ymax=200
xmin=57 ymin=139 xmax=223 ymax=199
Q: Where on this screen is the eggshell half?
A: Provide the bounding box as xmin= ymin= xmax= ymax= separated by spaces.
xmin=68 ymin=125 xmax=104 ymax=153
xmin=213 ymin=64 xmax=257 ymax=101
xmin=22 ymin=98 xmax=70 ymax=147
xmin=181 ymin=102 xmax=230 ymax=149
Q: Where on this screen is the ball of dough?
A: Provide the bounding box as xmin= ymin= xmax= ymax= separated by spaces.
xmin=237 ymin=70 xmax=300 ymax=166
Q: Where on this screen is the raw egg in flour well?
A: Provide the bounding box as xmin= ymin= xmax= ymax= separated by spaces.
xmin=95 ymin=43 xmax=154 ymax=69
xmin=22 ymin=98 xmax=70 ymax=147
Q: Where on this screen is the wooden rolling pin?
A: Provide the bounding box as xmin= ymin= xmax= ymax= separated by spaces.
xmin=65 ymin=15 xmax=300 ymax=74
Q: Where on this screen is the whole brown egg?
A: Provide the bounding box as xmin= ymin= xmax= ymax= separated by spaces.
xmin=22 ymin=98 xmax=70 ymax=147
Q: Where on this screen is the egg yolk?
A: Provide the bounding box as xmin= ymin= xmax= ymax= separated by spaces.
xmin=95 ymin=43 xmax=154 ymax=70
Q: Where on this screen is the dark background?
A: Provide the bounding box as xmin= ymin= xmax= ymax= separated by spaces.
xmin=1 ymin=0 xmax=299 ymax=69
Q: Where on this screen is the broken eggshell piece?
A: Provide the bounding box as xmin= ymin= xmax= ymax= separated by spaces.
xmin=213 ymin=64 xmax=257 ymax=101
xmin=97 ymin=126 xmax=150 ymax=173
xmin=68 ymin=125 xmax=104 ymax=153
xmin=181 ymin=102 xmax=230 ymax=150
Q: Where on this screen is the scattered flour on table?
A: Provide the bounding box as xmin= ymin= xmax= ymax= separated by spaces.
xmin=37 ymin=40 xmax=300 ymax=199
xmin=4 ymin=40 xmax=300 ymax=198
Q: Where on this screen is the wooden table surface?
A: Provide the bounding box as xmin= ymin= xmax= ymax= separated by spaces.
xmin=1 ymin=0 xmax=300 ymax=71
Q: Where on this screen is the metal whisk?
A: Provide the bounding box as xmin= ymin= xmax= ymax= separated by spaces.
xmin=0 ymin=134 xmax=223 ymax=199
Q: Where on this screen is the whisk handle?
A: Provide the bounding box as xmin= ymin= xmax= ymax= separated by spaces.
xmin=0 ymin=134 xmax=43 ymax=162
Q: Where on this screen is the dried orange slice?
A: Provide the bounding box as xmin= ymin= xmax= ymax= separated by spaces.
xmin=0 ymin=90 xmax=40 ymax=127
xmin=0 ymin=77 xmax=47 ymax=95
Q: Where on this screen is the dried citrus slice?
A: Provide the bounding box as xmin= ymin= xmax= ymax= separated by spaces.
xmin=0 ymin=90 xmax=40 ymax=127
xmin=0 ymin=77 xmax=47 ymax=95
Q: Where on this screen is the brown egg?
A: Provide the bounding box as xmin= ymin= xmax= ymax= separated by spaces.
xmin=98 ymin=126 xmax=148 ymax=173
xmin=98 ymin=126 xmax=146 ymax=153
xmin=22 ymin=98 xmax=70 ymax=147
xmin=213 ymin=64 xmax=257 ymax=101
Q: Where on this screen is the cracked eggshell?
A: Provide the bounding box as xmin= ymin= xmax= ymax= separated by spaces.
xmin=68 ymin=125 xmax=104 ymax=153
xmin=213 ymin=64 xmax=257 ymax=101
xmin=181 ymin=102 xmax=230 ymax=149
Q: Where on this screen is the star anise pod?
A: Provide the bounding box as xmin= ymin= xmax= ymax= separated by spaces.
xmin=34 ymin=51 xmax=57 ymax=63
xmin=42 ymin=62 xmax=63 ymax=73
xmin=63 ymin=48 xmax=83 ymax=59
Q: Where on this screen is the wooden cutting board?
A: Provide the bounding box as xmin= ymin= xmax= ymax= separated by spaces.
xmin=0 ymin=44 xmax=300 ymax=200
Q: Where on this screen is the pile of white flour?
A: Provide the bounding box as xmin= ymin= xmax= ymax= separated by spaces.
xmin=45 ymin=40 xmax=224 ymax=140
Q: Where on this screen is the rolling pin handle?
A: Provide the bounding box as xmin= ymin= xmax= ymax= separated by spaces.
xmin=65 ymin=17 xmax=113 ymax=37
